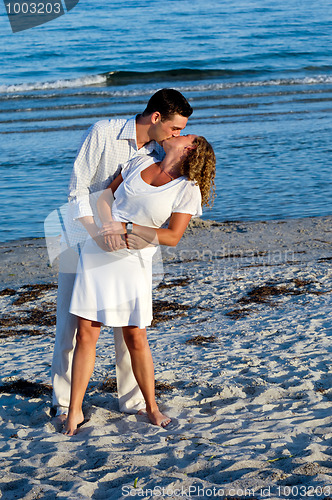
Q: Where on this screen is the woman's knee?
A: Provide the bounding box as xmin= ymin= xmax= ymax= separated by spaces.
xmin=123 ymin=326 xmax=147 ymax=351
xmin=76 ymin=318 xmax=100 ymax=345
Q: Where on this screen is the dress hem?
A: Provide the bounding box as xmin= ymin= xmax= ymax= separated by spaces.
xmin=70 ymin=310 xmax=151 ymax=329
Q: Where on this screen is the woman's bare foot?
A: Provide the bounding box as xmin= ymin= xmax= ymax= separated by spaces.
xmin=63 ymin=408 xmax=84 ymax=436
xmin=147 ymin=408 xmax=171 ymax=427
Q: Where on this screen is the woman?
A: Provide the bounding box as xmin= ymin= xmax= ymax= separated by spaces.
xmin=64 ymin=134 xmax=216 ymax=435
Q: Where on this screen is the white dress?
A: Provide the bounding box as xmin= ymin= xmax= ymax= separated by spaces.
xmin=69 ymin=155 xmax=202 ymax=328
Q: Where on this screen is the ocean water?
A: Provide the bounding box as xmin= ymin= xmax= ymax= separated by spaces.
xmin=0 ymin=0 xmax=331 ymax=242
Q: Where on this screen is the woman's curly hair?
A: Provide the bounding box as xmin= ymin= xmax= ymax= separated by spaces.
xmin=180 ymin=136 xmax=216 ymax=207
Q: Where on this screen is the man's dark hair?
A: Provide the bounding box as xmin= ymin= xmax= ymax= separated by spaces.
xmin=142 ymin=88 xmax=193 ymax=121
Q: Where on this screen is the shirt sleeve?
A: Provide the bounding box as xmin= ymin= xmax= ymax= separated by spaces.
xmin=68 ymin=121 xmax=107 ymax=220
xmin=172 ymin=181 xmax=202 ymax=217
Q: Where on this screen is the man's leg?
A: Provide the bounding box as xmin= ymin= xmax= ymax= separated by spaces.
xmin=113 ymin=326 xmax=145 ymax=413
xmin=51 ymin=247 xmax=79 ymax=414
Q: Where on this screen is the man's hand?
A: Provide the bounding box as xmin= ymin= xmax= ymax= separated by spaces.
xmin=97 ymin=222 xmax=126 ymax=252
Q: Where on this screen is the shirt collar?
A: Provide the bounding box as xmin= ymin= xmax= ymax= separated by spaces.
xmin=143 ymin=139 xmax=164 ymax=158
xmin=118 ymin=116 xmax=137 ymax=141
xmin=119 ymin=115 xmax=164 ymax=158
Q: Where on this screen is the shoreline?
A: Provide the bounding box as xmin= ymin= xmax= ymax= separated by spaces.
xmin=1 ymin=212 xmax=332 ymax=244
xmin=1 ymin=215 xmax=331 ymax=290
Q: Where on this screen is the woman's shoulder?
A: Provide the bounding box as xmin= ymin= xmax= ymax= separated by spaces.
xmin=180 ymin=177 xmax=201 ymax=193
xmin=172 ymin=177 xmax=202 ymax=216
xmin=175 ymin=177 xmax=202 ymax=202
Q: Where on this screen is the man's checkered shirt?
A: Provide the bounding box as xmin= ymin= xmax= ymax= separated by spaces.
xmin=62 ymin=115 xmax=164 ymax=247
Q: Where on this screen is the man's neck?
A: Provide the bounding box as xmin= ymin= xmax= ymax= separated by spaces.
xmin=135 ymin=114 xmax=153 ymax=149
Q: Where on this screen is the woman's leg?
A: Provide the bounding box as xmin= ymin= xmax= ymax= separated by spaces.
xmin=122 ymin=326 xmax=171 ymax=427
xmin=64 ymin=317 xmax=101 ymax=435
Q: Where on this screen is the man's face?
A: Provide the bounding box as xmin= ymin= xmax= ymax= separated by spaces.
xmin=152 ymin=113 xmax=188 ymax=145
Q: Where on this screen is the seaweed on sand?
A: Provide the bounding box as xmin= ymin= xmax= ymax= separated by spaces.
xmin=0 ymin=379 xmax=52 ymax=398
xmin=152 ymin=300 xmax=191 ymax=325
xmin=185 ymin=335 xmax=217 ymax=345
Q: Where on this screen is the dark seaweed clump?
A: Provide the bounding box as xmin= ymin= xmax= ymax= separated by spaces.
xmin=157 ymin=277 xmax=190 ymax=289
xmin=155 ymin=381 xmax=175 ymax=393
xmin=226 ymin=279 xmax=328 ymax=320
xmin=101 ymin=377 xmax=117 ymax=393
xmin=185 ymin=335 xmax=217 ymax=345
xmin=0 ymin=379 xmax=52 ymax=398
xmin=101 ymin=377 xmax=175 ymax=395
xmin=0 ymin=288 xmax=17 ymax=297
xmin=13 ymin=284 xmax=57 ymax=306
xmin=0 ymin=308 xmax=56 ymax=332
xmin=152 ymin=300 xmax=191 ymax=325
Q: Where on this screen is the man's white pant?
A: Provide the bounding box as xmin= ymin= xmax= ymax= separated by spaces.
xmin=51 ymin=247 xmax=145 ymax=414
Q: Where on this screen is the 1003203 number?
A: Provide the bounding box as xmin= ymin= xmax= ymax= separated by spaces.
xmin=5 ymin=2 xmax=62 ymax=14
xmin=276 ymin=485 xmax=331 ymax=497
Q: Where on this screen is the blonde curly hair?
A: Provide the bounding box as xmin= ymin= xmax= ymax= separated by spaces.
xmin=180 ymin=136 xmax=216 ymax=207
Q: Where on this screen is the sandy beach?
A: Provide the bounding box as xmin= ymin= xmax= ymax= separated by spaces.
xmin=0 ymin=216 xmax=331 ymax=499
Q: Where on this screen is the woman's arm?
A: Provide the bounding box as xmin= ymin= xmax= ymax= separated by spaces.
xmin=127 ymin=212 xmax=192 ymax=247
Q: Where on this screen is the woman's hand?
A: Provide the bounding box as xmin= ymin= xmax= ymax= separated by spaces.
xmin=127 ymin=233 xmax=154 ymax=250
xmin=98 ymin=222 xmax=126 ymax=252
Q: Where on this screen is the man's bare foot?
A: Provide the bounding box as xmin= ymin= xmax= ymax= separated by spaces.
xmin=54 ymin=413 xmax=67 ymax=424
xmin=147 ymin=408 xmax=171 ymax=427
xmin=63 ymin=409 xmax=84 ymax=436
xmin=51 ymin=413 xmax=68 ymax=433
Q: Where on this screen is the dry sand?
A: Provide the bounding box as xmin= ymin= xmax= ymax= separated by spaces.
xmin=0 ymin=216 xmax=331 ymax=499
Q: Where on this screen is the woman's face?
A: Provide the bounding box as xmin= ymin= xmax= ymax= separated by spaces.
xmin=163 ymin=134 xmax=197 ymax=152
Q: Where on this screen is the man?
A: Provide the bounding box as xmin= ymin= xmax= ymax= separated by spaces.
xmin=51 ymin=88 xmax=193 ymax=419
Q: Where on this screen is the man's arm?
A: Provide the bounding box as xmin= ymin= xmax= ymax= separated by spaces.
xmin=77 ymin=216 xmax=100 ymax=239
xmin=67 ymin=121 xmax=123 ymax=250
xmin=97 ymin=174 xmax=123 ymax=225
xmin=68 ymin=122 xmax=107 ymax=226
xmin=96 ymin=174 xmax=126 ymax=251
